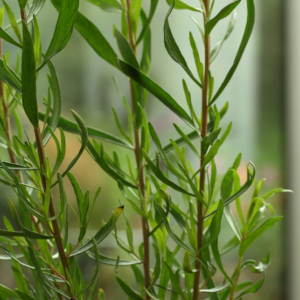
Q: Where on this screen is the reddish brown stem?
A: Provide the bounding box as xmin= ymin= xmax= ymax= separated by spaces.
xmin=20 ymin=9 xmax=27 ymax=25
xmin=126 ymin=2 xmax=151 ymax=298
xmin=193 ymin=2 xmax=210 ymax=299
xmin=19 ymin=8 xmax=70 ymax=296
xmin=34 ymin=128 xmax=70 ymax=277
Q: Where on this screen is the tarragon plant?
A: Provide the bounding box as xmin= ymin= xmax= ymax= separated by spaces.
xmin=0 ymin=0 xmax=290 ymax=299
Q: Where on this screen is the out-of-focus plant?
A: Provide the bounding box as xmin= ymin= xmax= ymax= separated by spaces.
xmin=0 ymin=1 xmax=124 ymax=299
xmin=0 ymin=0 xmax=291 ymax=299
xmin=46 ymin=0 xmax=291 ymax=299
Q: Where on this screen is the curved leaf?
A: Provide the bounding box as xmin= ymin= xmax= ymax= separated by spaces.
xmin=205 ymin=0 xmax=241 ymax=35
xmin=155 ymin=202 xmax=194 ymax=253
xmin=210 ymin=0 xmax=255 ymax=105
xmin=164 ymin=1 xmax=202 ymax=88
xmin=136 ymin=0 xmax=159 ymax=45
xmin=166 ymin=0 xmax=203 ymax=12
xmin=239 ymin=217 xmax=282 ymax=257
xmin=205 ymin=162 xmax=256 ymax=218
xmin=117 ymin=59 xmax=193 ymax=126
xmin=0 ymin=59 xmax=22 ymax=93
xmin=38 ymin=0 xmax=79 ymax=70
xmin=87 ymin=140 xmax=137 ymax=188
xmin=0 ymin=162 xmax=37 ymax=170
xmin=22 ymin=21 xmax=39 ymax=128
xmin=116 ymin=276 xmax=144 ymax=300
xmin=39 ymin=112 xmax=133 ymax=149
xmin=51 ymin=0 xmax=118 ymax=67
xmin=42 ymin=61 xmax=61 ymax=146
xmin=0 ymin=284 xmax=20 ymax=299
xmin=0 ymin=27 xmax=22 ymax=48
xmin=51 ymin=110 xmax=88 ymax=187
xmin=87 ymin=250 xmax=141 ymax=266
xmin=86 ymin=0 xmax=123 ymax=13
xmin=70 ymin=206 xmax=124 ymax=256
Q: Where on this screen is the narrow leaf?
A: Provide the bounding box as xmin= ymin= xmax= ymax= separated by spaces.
xmin=22 ymin=21 xmax=39 ymax=128
xmin=117 ymin=59 xmax=193 ymax=126
xmin=38 ymin=0 xmax=79 ymax=70
xmin=210 ymin=0 xmax=255 ymax=105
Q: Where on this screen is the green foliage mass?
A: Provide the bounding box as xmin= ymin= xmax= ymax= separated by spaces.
xmin=0 ymin=0 xmax=290 ymax=299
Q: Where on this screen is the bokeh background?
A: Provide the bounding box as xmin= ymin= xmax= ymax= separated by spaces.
xmin=0 ymin=0 xmax=289 ymax=299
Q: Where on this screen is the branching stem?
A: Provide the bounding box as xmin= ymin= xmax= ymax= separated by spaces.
xmin=20 ymin=8 xmax=70 ymax=297
xmin=126 ymin=1 xmax=151 ymax=298
xmin=193 ymin=1 xmax=210 ymax=299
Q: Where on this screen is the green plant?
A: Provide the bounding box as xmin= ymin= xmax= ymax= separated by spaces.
xmin=0 ymin=0 xmax=290 ymax=300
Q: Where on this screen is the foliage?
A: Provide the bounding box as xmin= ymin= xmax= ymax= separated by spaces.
xmin=0 ymin=0 xmax=290 ymax=300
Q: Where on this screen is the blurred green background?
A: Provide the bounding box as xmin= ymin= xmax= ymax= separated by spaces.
xmin=0 ymin=0 xmax=286 ymax=299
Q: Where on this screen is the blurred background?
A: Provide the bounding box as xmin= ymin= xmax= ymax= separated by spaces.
xmin=0 ymin=0 xmax=293 ymax=299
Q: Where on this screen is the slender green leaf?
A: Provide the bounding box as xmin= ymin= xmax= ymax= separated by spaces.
xmin=115 ymin=276 xmax=144 ymax=300
xmin=155 ymin=202 xmax=194 ymax=253
xmin=86 ymin=0 xmax=123 ymax=13
xmin=0 ymin=162 xmax=36 ymax=170
xmin=210 ymin=0 xmax=255 ymax=105
xmin=143 ymin=150 xmax=194 ymax=196
xmin=173 ymin=123 xmax=199 ymax=156
xmin=52 ymin=110 xmax=88 ymax=186
xmin=136 ymin=0 xmax=158 ymax=45
xmin=28 ymin=245 xmax=70 ymax=298
xmin=164 ymin=2 xmax=202 ymax=88
xmin=165 ymin=262 xmax=187 ymax=300
xmin=22 ymin=21 xmax=39 ymax=128
xmin=261 ymin=188 xmax=292 ymax=200
xmin=205 ymin=163 xmax=255 ymax=218
xmin=183 ymin=251 xmax=197 ymax=273
xmin=149 ymin=123 xmax=186 ymax=180
xmin=38 ymin=0 xmax=79 ymax=70
xmin=42 ymin=61 xmax=61 ymax=146
xmin=114 ymin=27 xmax=139 ymax=69
xmin=239 ymin=217 xmax=282 ymax=257
xmin=201 ymin=200 xmax=223 ymax=250
xmin=235 ymin=277 xmax=264 ymax=298
xmin=205 ymin=0 xmax=241 ymax=35
xmin=87 ymin=250 xmax=141 ymax=266
xmin=39 ymin=112 xmax=133 ymax=149
xmin=166 ymin=0 xmax=203 ymax=13
xmin=51 ymin=0 xmax=118 ymax=67
xmin=87 ymin=141 xmax=137 ymax=188
xmin=3 ymin=1 xmax=22 ymax=45
xmin=202 ymin=128 xmax=221 ymax=155
xmin=70 ymin=206 xmax=124 ymax=256
xmin=15 ymin=290 xmax=34 ymax=300
xmin=200 ymin=282 xmax=230 ymax=293
xmin=0 ymin=284 xmax=19 ymax=299
xmin=0 ymin=27 xmax=22 ymax=48
xmin=117 ymin=59 xmax=193 ymax=126
xmin=76 ymin=239 xmax=99 ymax=296
xmin=210 ymin=11 xmax=237 ymax=63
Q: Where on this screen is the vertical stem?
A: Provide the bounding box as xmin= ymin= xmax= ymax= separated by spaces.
xmin=20 ymin=8 xmax=70 ymax=296
xmin=229 ymin=255 xmax=243 ymax=300
xmin=34 ymin=128 xmax=70 ymax=280
xmin=0 ymin=37 xmax=16 ymax=166
xmin=193 ymin=2 xmax=210 ymax=299
xmin=1 ymin=27 xmax=42 ymax=233
xmin=126 ymin=1 xmax=151 ymax=298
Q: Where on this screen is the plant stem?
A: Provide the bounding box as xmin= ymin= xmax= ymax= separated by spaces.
xmin=0 ymin=38 xmax=16 ymax=166
xmin=193 ymin=1 xmax=210 ymax=299
xmin=126 ymin=1 xmax=151 ymax=298
xmin=34 ymin=128 xmax=70 ymax=277
xmin=229 ymin=255 xmax=243 ymax=300
xmin=20 ymin=8 xmax=70 ymax=297
xmin=0 ymin=32 xmax=42 ymax=233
